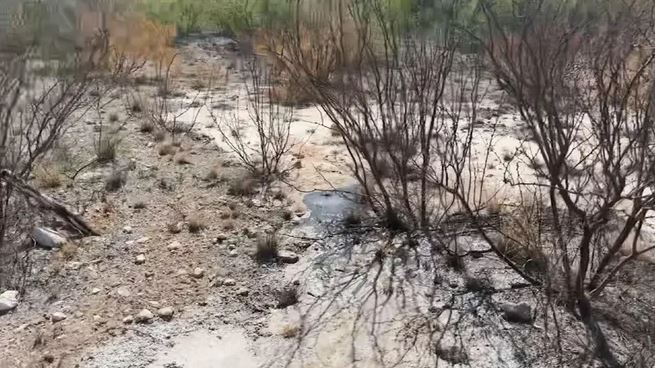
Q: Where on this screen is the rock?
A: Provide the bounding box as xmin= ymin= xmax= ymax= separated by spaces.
xmin=122 ymin=315 xmax=134 ymax=324
xmin=500 ymin=302 xmax=533 ymax=324
xmin=149 ymin=301 xmax=161 ymax=308
xmin=223 ymin=278 xmax=236 ymax=286
xmin=135 ymin=309 xmax=154 ymax=323
xmin=236 ymin=287 xmax=249 ymax=296
xmin=228 ymin=249 xmax=238 ymax=257
xmin=135 ymin=254 xmax=146 ymax=265
xmin=157 ymin=307 xmax=174 ymax=321
xmin=278 ymin=250 xmax=299 ymax=264
xmin=31 ymin=227 xmax=67 ymax=249
xmin=67 ymin=261 xmax=83 ymax=270
xmin=91 ymin=288 xmax=101 ymax=295
xmin=215 ymin=234 xmax=228 ymax=243
xmin=51 ymin=312 xmax=67 ymax=322
xmin=0 ymin=290 xmax=19 ymax=313
xmin=122 ymin=226 xmax=133 ymax=234
xmin=167 ymin=241 xmax=182 ymax=250
xmin=191 ymin=267 xmax=205 ymax=279
xmin=136 ymin=237 xmax=150 ymax=244
xmin=115 ymin=286 xmax=131 ymax=298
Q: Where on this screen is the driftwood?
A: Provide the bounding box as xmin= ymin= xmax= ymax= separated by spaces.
xmin=0 ymin=169 xmax=98 ymax=236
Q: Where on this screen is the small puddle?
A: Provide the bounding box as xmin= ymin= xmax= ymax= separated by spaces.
xmin=302 ymin=185 xmax=362 ymax=223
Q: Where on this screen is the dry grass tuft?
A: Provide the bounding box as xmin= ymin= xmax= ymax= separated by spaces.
xmin=276 ymin=286 xmax=299 ymax=308
xmin=153 ymin=129 xmax=167 ymax=142
xmin=255 ymin=232 xmax=279 ymax=262
xmin=227 ymin=174 xmax=257 ymax=196
xmin=96 ymin=134 xmax=120 ymax=163
xmin=158 ymin=143 xmax=177 ymax=156
xmin=139 ymin=120 xmax=155 ymax=133
xmin=59 ymin=242 xmax=77 ymax=261
xmin=105 ymin=170 xmax=126 ymax=192
xmin=174 ymin=154 xmax=192 ymax=165
xmin=497 ymin=198 xmax=548 ymax=276
xmin=34 ymin=165 xmax=64 ymax=189
xmin=188 ymin=215 xmax=207 ymax=233
xmin=280 ymin=324 xmax=299 ymax=339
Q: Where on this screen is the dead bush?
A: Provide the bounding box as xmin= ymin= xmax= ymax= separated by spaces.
xmin=158 ymin=143 xmax=177 ymax=156
xmin=105 ymin=170 xmax=126 ymax=192
xmin=139 ymin=120 xmax=155 ymax=133
xmin=96 ymin=134 xmax=120 ymax=163
xmin=227 ymin=174 xmax=257 ymax=196
xmin=188 ymin=215 xmax=207 ymax=233
xmin=255 ymin=232 xmax=279 ymax=262
xmin=34 ymin=165 xmax=64 ymax=189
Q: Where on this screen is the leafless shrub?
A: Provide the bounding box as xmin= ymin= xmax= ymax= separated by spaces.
xmin=139 ymin=120 xmax=155 ymax=133
xmin=474 ymin=1 xmax=655 ymax=364
xmin=158 ymin=143 xmax=177 ymax=156
xmin=227 ymin=173 xmax=258 ymax=196
xmin=209 ymin=58 xmax=297 ymax=185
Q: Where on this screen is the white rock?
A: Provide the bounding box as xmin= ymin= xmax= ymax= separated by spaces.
xmin=228 ymin=250 xmax=238 ymax=257
xmin=51 ymin=312 xmax=67 ymax=322
xmin=135 ymin=254 xmax=146 ymax=264
xmin=91 ymin=288 xmax=101 ymax=295
xmin=31 ymin=227 xmax=67 ymax=249
xmin=135 ymin=309 xmax=154 ymax=323
xmin=167 ymin=241 xmax=182 ymax=250
xmin=0 ymin=290 xmax=19 ymax=313
xmin=122 ymin=315 xmax=134 ymax=324
xmin=136 ymin=237 xmax=150 ymax=244
xmin=223 ymin=278 xmax=236 ymax=286
xmin=191 ymin=267 xmax=205 ymax=279
xmin=157 ymin=307 xmax=174 ymax=321
xmin=115 ymin=286 xmax=131 ymax=298
xmin=278 ymin=250 xmax=299 ymax=264
xmin=67 ymin=262 xmax=83 ymax=270
xmin=123 ymin=226 xmax=133 ymax=234
xmin=236 ymin=288 xmax=249 ymax=296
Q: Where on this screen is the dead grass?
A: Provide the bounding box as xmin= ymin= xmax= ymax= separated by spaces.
xmin=96 ymin=134 xmax=120 ymax=163
xmin=34 ymin=165 xmax=64 ymax=189
xmin=255 ymin=232 xmax=279 ymax=262
xmin=139 ymin=120 xmax=155 ymax=133
xmin=497 ymin=198 xmax=549 ymax=276
xmin=276 ymin=286 xmax=299 ymax=308
xmin=188 ymin=215 xmax=207 ymax=233
xmin=205 ymin=167 xmax=219 ymax=181
xmin=227 ymin=173 xmax=257 ymax=196
xmin=280 ymin=324 xmax=299 ymax=339
xmin=158 ymin=143 xmax=177 ymax=156
xmin=58 ymin=243 xmax=77 ymax=261
xmin=105 ymin=170 xmax=126 ymax=192
xmin=153 ymin=129 xmax=167 ymax=142
xmin=174 ymin=154 xmax=192 ymax=165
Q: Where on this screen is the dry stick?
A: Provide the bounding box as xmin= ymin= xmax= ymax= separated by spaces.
xmin=0 ymin=170 xmax=98 ymax=236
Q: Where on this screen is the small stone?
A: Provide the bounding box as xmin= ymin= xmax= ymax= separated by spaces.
xmin=500 ymin=302 xmax=533 ymax=324
xmin=136 ymin=237 xmax=150 ymax=244
xmin=51 ymin=312 xmax=67 ymax=322
xmin=122 ymin=315 xmax=134 ymax=324
xmin=91 ymin=288 xmax=101 ymax=295
xmin=167 ymin=241 xmax=182 ymax=250
xmin=67 ymin=261 xmax=83 ymax=270
xmin=123 ymin=226 xmax=133 ymax=234
xmin=228 ymin=249 xmax=238 ymax=257
xmin=0 ymin=290 xmax=19 ymax=313
xmin=191 ymin=268 xmax=205 ymax=279
xmin=176 ymin=269 xmax=188 ymax=277
xmin=135 ymin=309 xmax=154 ymax=323
xmin=158 ymin=307 xmax=174 ymax=321
xmin=278 ymin=250 xmax=299 ymax=264
xmin=236 ymin=288 xmax=249 ymax=296
xmin=115 ymin=286 xmax=131 ymax=298
xmin=31 ymin=227 xmax=67 ymax=249
xmin=135 ymin=254 xmax=146 ymax=265
xmin=149 ymin=301 xmax=161 ymax=308
xmin=223 ymin=278 xmax=236 ymax=286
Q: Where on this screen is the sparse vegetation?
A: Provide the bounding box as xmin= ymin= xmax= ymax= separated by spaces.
xmin=255 ymin=232 xmax=278 ymax=262
xmin=188 ymin=215 xmax=207 ymax=233
xmin=96 ymin=134 xmax=121 ymax=163
xmin=105 ymin=171 xmax=127 ymax=192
